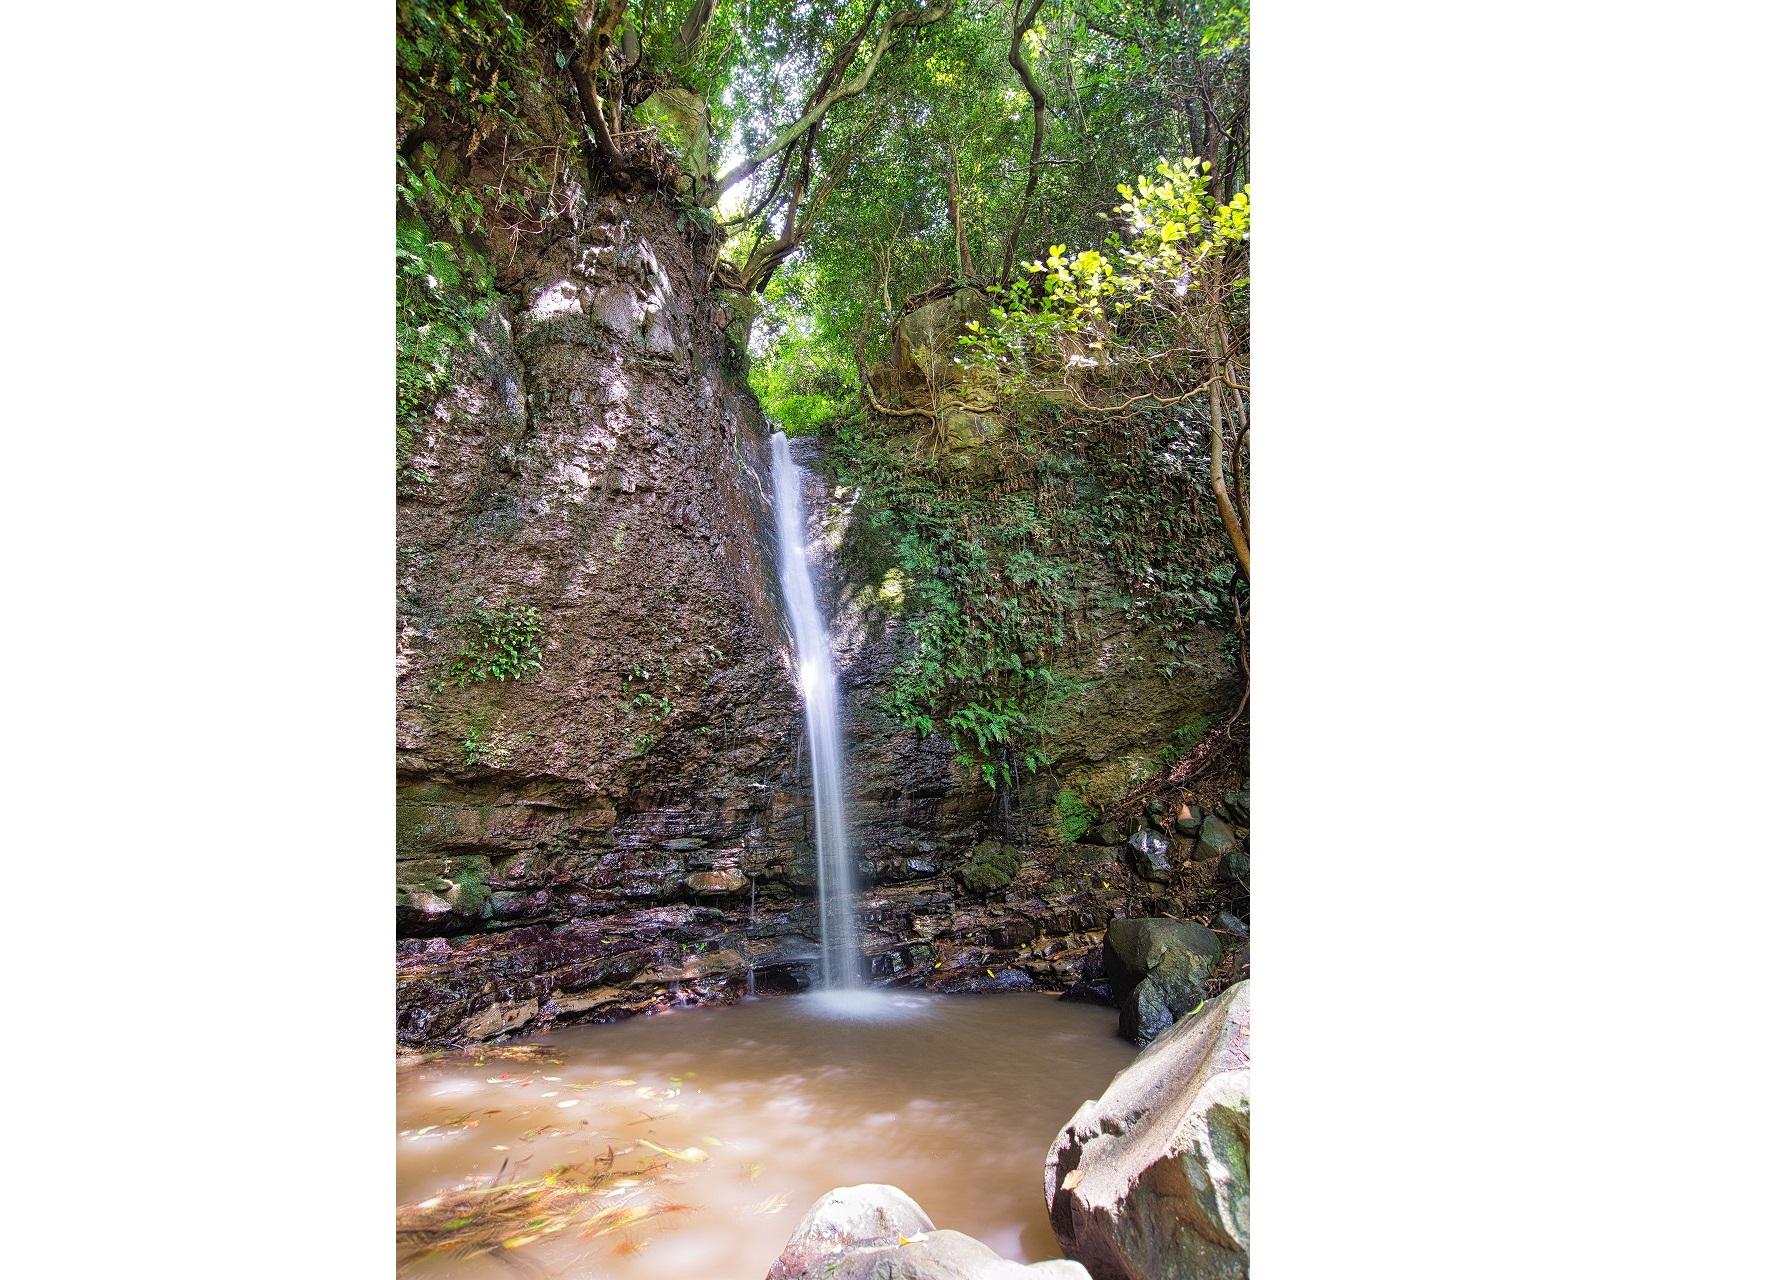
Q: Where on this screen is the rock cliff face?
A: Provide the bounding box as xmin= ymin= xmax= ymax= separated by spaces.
xmin=395 ymin=95 xmax=1246 ymax=1050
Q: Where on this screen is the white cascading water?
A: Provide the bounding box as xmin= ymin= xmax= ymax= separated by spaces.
xmin=769 ymin=430 xmax=862 ymax=990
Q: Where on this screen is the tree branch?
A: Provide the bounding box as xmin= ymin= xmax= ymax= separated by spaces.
xmin=998 ymin=0 xmax=1048 ymax=287
xmin=709 ymin=0 xmax=953 ymax=199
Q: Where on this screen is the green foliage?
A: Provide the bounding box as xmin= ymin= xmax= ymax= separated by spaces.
xmin=621 ymin=646 xmax=701 ymax=757
xmin=441 ymin=604 xmax=544 ymax=687
xmin=748 ymin=261 xmax=858 ymax=438
xmin=394 ymin=0 xmax=569 ymax=470
xmin=461 ymin=723 xmax=490 ymax=767
xmin=958 ymin=158 xmax=1252 ymax=398
xmin=1054 ymin=787 xmax=1100 ymax=843
xmin=625 ymin=661 xmax=678 ymax=723
xmin=1157 ymin=713 xmax=1215 ymax=768
xmin=954 ymin=840 xmax=1021 ymax=895
xmin=1200 ymin=0 xmax=1252 ymax=53
xmin=834 ymin=384 xmax=1243 ymax=778
xmin=396 ymin=219 xmax=495 ymax=454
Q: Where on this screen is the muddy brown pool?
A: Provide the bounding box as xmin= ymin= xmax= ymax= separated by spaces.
xmin=397 ymin=990 xmax=1134 ymax=1278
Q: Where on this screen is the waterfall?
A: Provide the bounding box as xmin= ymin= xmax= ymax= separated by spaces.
xmin=769 ymin=431 xmax=862 ymax=990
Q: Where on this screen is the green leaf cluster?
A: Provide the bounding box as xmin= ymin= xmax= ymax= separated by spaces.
xmin=441 ymin=604 xmax=546 ymax=687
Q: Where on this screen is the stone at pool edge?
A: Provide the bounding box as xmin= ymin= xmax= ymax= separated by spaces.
xmin=765 ymin=1183 xmax=1090 ymax=1279
xmin=1118 ymin=976 xmax=1177 ymax=1045
xmin=1046 ymin=980 xmax=1251 ymax=1280
xmin=1103 ymin=918 xmax=1223 ymax=1047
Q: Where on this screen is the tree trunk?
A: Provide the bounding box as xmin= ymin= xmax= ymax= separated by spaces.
xmin=1206 ymin=311 xmax=1251 ymax=579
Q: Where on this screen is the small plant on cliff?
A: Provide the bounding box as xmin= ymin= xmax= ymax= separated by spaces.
xmin=441 ymin=604 xmax=544 ymax=687
xmin=626 ymin=662 xmax=677 ymax=722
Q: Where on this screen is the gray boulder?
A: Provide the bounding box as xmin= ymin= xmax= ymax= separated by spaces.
xmin=1126 ymin=829 xmax=1173 ymax=882
xmin=1118 ymin=976 xmax=1175 ymax=1045
xmin=1223 ymin=790 xmax=1250 ymax=825
xmin=1195 ymin=815 xmax=1239 ymax=860
xmin=1104 ymin=919 xmax=1222 ymax=1046
xmin=768 ymin=1184 xmax=1088 ymax=1279
xmin=1046 ymin=981 xmax=1251 ymax=1280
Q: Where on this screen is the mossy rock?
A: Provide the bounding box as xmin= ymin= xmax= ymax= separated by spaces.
xmin=396 ymin=854 xmax=493 ymax=920
xmin=954 ymin=840 xmax=1021 ymax=895
xmin=634 ymin=87 xmax=710 ymax=179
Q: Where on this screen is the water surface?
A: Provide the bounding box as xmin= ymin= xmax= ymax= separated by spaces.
xmin=397 ymin=991 xmax=1133 ymax=1278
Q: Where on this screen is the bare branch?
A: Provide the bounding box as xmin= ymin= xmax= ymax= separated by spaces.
xmin=709 ymin=0 xmax=954 ymax=199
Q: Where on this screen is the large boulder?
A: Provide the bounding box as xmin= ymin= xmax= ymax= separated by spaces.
xmin=768 ymin=1184 xmax=1089 ymax=1279
xmin=1045 ymin=981 xmax=1251 ymax=1280
xmin=1104 ymin=919 xmax=1222 ymax=1046
xmin=894 ymin=288 xmax=989 ymax=382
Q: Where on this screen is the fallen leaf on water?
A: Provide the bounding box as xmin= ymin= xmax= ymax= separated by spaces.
xmin=701 ymin=1135 xmax=723 ymax=1146
xmin=637 ymin=1139 xmax=708 ymax=1163
xmin=748 ymin=1191 xmax=790 ymax=1215
xmin=741 ymin=1162 xmax=763 ymax=1181
xmin=609 ymin=1079 xmax=637 ymax=1087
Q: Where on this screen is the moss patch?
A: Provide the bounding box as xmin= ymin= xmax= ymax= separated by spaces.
xmin=955 ymin=840 xmax=1021 ymax=895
